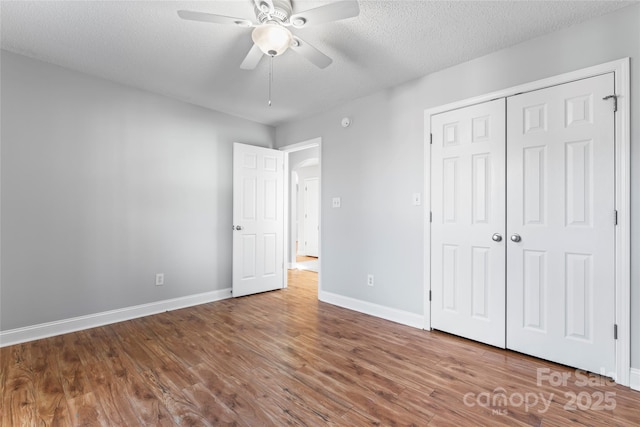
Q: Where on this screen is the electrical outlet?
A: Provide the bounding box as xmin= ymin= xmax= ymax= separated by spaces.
xmin=332 ymin=197 xmax=341 ymax=208
xmin=367 ymin=274 xmax=374 ymax=287
xmin=155 ymin=273 xmax=164 ymax=286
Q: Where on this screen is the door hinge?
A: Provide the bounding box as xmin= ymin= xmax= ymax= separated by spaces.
xmin=430 ymin=211 xmax=432 ymax=223
xmin=614 ymin=210 xmax=618 ymax=225
xmin=614 ymin=324 xmax=618 ymax=340
xmin=429 ymin=290 xmax=432 ymax=302
xmin=603 ymin=95 xmax=618 ymax=112
xmin=430 ymin=133 xmax=433 ymax=145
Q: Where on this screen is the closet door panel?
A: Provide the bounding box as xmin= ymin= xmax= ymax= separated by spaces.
xmin=506 ymin=73 xmax=616 ymax=375
xmin=431 ymin=99 xmax=506 ymax=348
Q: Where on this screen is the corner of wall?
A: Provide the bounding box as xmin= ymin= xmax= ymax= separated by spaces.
xmin=319 ymin=290 xmax=423 ymax=329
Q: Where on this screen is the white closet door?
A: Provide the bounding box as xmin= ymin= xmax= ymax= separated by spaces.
xmin=431 ymin=99 xmax=506 ymax=348
xmin=506 ymin=74 xmax=616 ymax=374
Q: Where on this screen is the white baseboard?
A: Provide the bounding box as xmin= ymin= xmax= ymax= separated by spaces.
xmin=319 ymin=290 xmax=423 ymax=329
xmin=630 ymin=368 xmax=640 ymax=391
xmin=0 ymin=288 xmax=232 ymax=347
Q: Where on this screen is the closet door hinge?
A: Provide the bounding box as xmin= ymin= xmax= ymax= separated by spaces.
xmin=603 ymin=95 xmax=618 ymax=112
xmin=429 ymin=290 xmax=432 ymax=302
xmin=614 ymin=324 xmax=618 ymax=340
xmin=430 ymin=133 xmax=433 ymax=145
xmin=614 ymin=210 xmax=618 ymax=225
xmin=430 ymin=211 xmax=432 ymax=223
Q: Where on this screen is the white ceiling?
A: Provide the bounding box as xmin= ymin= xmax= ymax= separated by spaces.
xmin=1 ymin=1 xmax=634 ymax=126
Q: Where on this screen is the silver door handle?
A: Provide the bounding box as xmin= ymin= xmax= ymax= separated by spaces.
xmin=492 ymin=233 xmax=502 ymax=242
xmin=510 ymin=234 xmax=521 ymax=242
xmin=235 ymin=225 xmax=243 ymax=231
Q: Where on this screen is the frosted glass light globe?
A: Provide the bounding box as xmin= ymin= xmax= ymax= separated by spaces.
xmin=252 ymin=22 xmax=293 ymax=56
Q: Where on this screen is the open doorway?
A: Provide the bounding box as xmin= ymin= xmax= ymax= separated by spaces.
xmin=292 ymin=162 xmax=319 ymax=271
xmin=281 ymin=138 xmax=321 ymax=289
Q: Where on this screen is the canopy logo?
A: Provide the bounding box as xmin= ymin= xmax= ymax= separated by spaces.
xmin=462 ymin=367 xmax=617 ymax=415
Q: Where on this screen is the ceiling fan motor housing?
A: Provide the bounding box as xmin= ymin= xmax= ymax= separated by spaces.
xmin=255 ymin=0 xmax=292 ymax=24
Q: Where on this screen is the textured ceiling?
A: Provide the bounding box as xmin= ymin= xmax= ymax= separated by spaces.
xmin=1 ymin=1 xmax=634 ymax=126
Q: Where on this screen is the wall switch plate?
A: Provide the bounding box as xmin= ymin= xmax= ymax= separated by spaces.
xmin=367 ymin=274 xmax=374 ymax=287
xmin=332 ymin=197 xmax=341 ymax=208
xmin=412 ymin=193 xmax=422 ymax=206
xmin=155 ymin=273 xmax=164 ymax=286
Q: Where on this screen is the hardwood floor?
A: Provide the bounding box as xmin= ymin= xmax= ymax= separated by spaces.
xmin=2 ymin=269 xmax=638 ymax=426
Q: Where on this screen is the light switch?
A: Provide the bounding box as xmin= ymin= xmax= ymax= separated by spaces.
xmin=413 ymin=193 xmax=422 ymax=206
xmin=332 ymin=197 xmax=341 ymax=208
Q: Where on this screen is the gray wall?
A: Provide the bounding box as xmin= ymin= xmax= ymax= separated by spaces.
xmin=1 ymin=51 xmax=274 ymax=330
xmin=288 ymin=146 xmax=320 ymax=170
xmin=275 ymin=4 xmax=640 ymax=368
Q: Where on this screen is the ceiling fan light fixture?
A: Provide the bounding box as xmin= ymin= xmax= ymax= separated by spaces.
xmin=252 ymin=22 xmax=293 ymax=56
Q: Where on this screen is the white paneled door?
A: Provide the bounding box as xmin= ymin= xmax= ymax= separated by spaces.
xmin=431 ymin=99 xmax=507 ymax=348
xmin=303 ymin=177 xmax=319 ymax=257
xmin=232 ymin=143 xmax=284 ymax=297
xmin=430 ymin=73 xmax=616 ymax=374
xmin=506 ymin=74 xmax=616 ymax=374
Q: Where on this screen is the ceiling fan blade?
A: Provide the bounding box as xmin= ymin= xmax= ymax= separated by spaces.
xmin=290 ymin=37 xmax=332 ymax=69
xmin=289 ymin=1 xmax=359 ymax=28
xmin=240 ymin=44 xmax=264 ymax=70
xmin=177 ymin=10 xmax=253 ymax=27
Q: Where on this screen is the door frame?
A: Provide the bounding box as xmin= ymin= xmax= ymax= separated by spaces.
xmin=424 ymin=58 xmax=630 ymax=386
xmin=279 ymin=138 xmax=322 ymax=293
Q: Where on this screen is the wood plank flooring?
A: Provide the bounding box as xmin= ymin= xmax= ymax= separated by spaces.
xmin=1 ymin=269 xmax=639 ymax=426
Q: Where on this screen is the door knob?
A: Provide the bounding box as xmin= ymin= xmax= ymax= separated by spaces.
xmin=492 ymin=233 xmax=503 ymax=242
xmin=510 ymin=234 xmax=522 ymax=242
xmin=235 ymin=225 xmax=243 ymax=231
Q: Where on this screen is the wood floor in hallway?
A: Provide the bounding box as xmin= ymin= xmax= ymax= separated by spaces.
xmin=1 ymin=269 xmax=639 ymax=426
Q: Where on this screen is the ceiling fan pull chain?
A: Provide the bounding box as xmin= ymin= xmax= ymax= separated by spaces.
xmin=268 ymin=54 xmax=274 ymax=107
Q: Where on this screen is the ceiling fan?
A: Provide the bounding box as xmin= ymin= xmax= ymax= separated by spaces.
xmin=177 ymin=0 xmax=359 ymax=70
